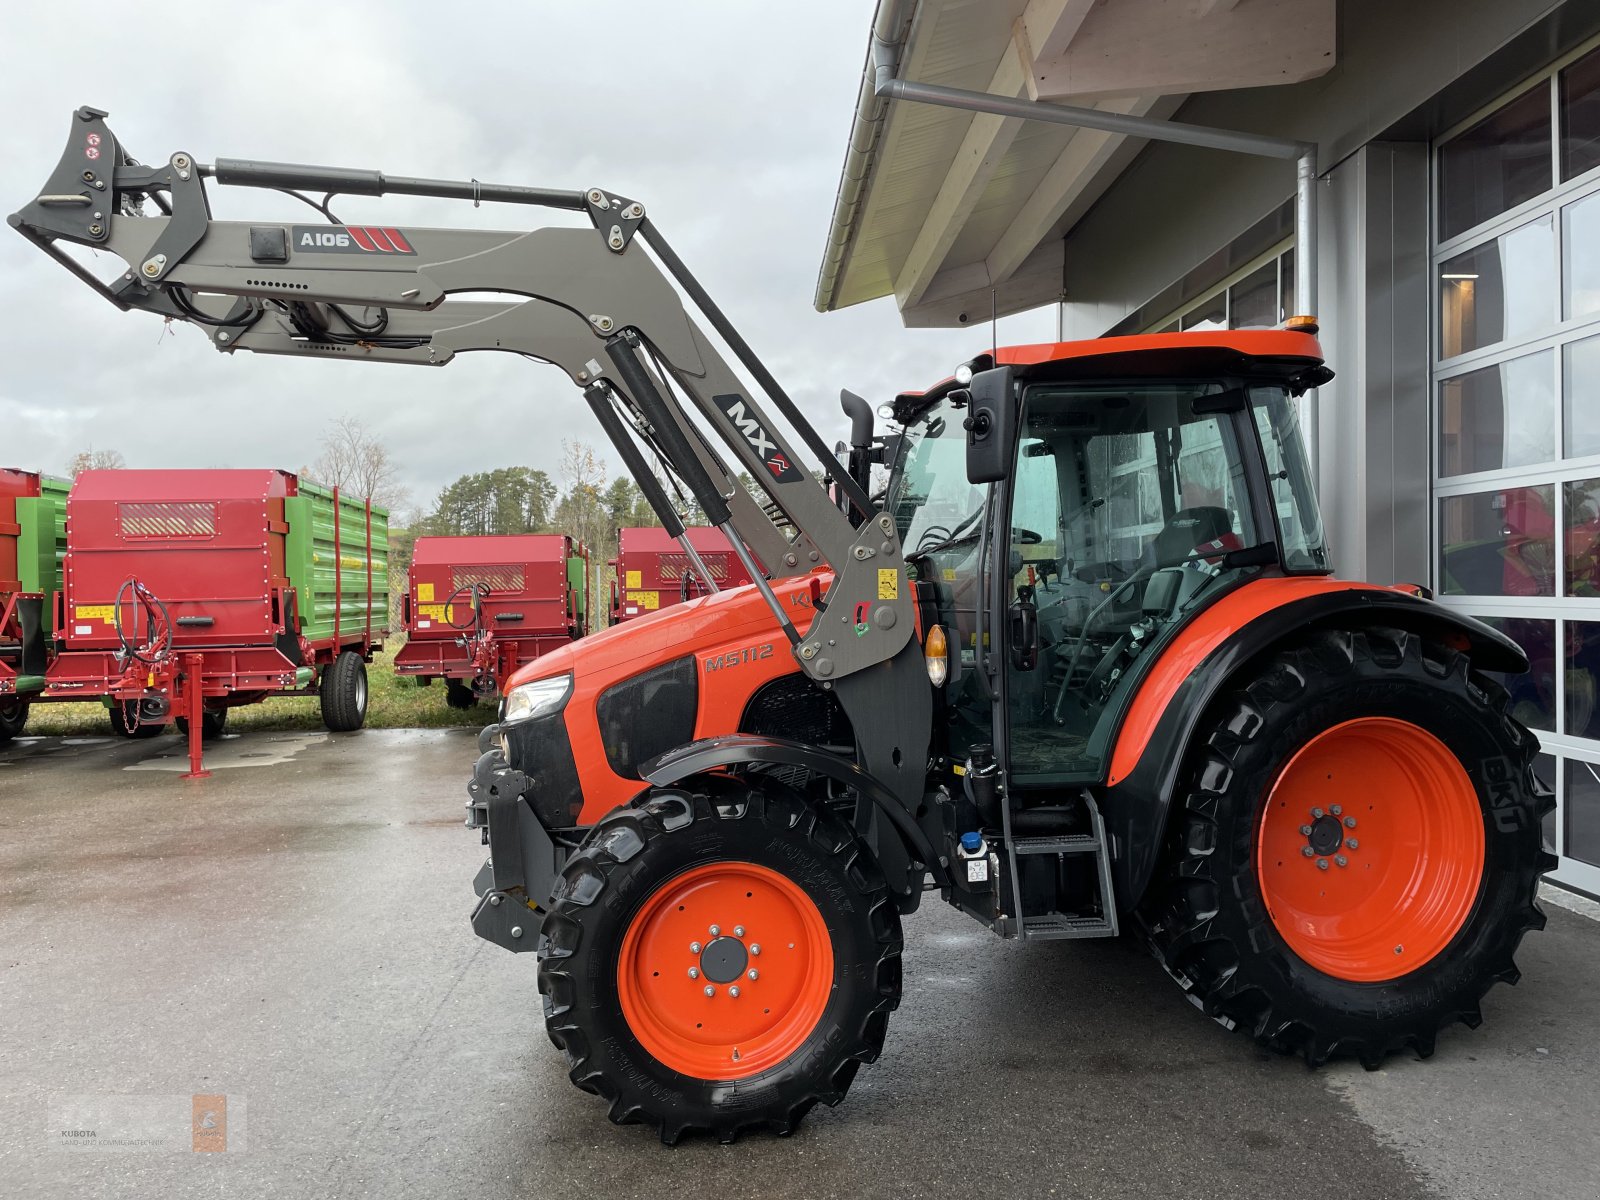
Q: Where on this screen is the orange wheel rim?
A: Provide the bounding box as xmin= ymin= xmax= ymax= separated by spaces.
xmin=1256 ymin=717 xmax=1485 ymax=983
xmin=616 ymin=861 xmax=833 ymax=1081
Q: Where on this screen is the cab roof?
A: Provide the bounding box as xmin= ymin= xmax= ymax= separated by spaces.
xmin=895 ymin=329 xmax=1327 ymax=414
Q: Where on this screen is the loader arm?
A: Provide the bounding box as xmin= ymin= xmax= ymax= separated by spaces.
xmin=9 ymin=107 xmax=912 ymax=681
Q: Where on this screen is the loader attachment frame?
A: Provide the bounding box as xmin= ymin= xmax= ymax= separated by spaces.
xmin=9 ymin=107 xmax=916 ymax=687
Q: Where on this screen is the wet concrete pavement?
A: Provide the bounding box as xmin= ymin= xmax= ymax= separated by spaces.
xmin=2 ymin=729 xmax=1597 ymax=1199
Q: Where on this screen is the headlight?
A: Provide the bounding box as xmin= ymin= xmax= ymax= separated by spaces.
xmin=501 ymin=674 xmax=573 ymax=725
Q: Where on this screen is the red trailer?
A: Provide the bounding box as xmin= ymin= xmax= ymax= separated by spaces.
xmin=394 ymin=534 xmax=588 ymax=708
xmin=608 ymin=526 xmax=753 ymax=624
xmin=43 ymin=469 xmax=388 ymax=776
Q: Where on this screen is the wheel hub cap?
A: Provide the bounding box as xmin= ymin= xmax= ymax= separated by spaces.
xmin=1307 ymin=813 xmax=1345 ymax=856
xmin=699 ymin=935 xmax=748 ymax=984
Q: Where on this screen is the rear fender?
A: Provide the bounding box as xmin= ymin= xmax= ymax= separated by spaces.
xmin=1102 ymin=581 xmax=1526 ymax=911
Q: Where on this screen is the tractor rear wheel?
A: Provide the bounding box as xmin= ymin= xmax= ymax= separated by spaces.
xmin=0 ymin=697 xmax=28 ymax=743
xmin=1143 ymin=626 xmax=1554 ymax=1067
xmin=110 ymin=699 xmax=166 ymax=739
xmin=539 ymin=777 xmax=902 ymax=1144
xmin=175 ymin=708 xmax=229 ymax=740
xmin=319 ymin=651 xmax=369 ymax=732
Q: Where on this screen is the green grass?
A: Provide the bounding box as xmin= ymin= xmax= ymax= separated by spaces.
xmin=19 ymin=644 xmax=493 ymax=737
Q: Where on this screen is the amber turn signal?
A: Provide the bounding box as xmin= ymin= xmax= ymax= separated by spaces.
xmin=924 ymin=624 xmax=948 ymax=687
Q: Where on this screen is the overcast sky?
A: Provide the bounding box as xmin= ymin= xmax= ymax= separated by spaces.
xmin=0 ymin=0 xmax=1055 ymax=518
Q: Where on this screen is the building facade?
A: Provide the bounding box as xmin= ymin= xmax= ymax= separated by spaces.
xmin=820 ymin=0 xmax=1600 ymax=896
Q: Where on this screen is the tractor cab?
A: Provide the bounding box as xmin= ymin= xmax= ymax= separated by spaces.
xmin=890 ymin=332 xmax=1331 ymax=785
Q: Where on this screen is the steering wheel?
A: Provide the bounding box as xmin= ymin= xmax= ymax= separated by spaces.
xmin=1011 ymin=526 xmax=1042 ymax=544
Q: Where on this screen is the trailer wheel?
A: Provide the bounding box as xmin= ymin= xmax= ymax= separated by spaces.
xmin=539 ymin=777 xmax=902 ymax=1144
xmin=175 ymin=709 xmax=229 ymax=740
xmin=0 ymin=698 xmax=28 ymax=743
xmin=319 ymin=651 xmax=369 ymax=732
xmin=1142 ymin=627 xmax=1554 ymax=1067
xmin=110 ymin=699 xmax=166 ymax=739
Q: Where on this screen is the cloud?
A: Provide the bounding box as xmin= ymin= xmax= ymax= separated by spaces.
xmin=0 ymin=0 xmax=1055 ymax=511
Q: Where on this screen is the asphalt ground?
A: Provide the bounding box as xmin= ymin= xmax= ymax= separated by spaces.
xmin=1 ymin=728 xmax=1597 ymax=1200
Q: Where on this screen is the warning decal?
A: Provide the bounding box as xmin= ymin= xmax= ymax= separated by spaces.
xmin=877 ymin=569 xmax=899 ymax=601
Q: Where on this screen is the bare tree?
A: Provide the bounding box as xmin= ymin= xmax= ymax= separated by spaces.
xmin=68 ymin=448 xmax=127 ymax=476
xmin=306 ymin=415 xmax=409 ymax=510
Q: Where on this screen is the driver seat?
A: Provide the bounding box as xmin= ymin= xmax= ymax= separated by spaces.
xmin=1149 ymin=506 xmax=1240 ymax=566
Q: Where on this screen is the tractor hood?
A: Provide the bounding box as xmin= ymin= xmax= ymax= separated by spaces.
xmin=502 ymin=571 xmax=827 ymax=693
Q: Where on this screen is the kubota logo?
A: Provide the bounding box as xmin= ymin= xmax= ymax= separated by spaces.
xmin=291 ymin=225 xmax=416 ymax=255
xmin=715 ymin=394 xmax=801 ymax=482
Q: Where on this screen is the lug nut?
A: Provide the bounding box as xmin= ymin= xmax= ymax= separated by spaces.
xmin=690 ymin=941 xmax=702 ymax=954
xmin=1330 ymin=805 xmax=1343 ymax=816
xmin=1316 ymin=859 xmax=1329 ymax=871
xmin=709 ymin=924 xmax=720 ymax=936
xmin=704 ymin=985 xmax=716 ymax=997
xmin=733 ymin=925 xmax=745 ymax=938
xmin=688 ymin=967 xmax=699 ymax=980
xmin=1346 ymin=838 xmax=1358 ymax=849
xmin=1335 ymin=855 xmax=1348 ymax=867
xmin=1302 ymin=846 xmax=1316 ymax=858
xmin=729 ymin=986 xmax=741 ymax=999
xmin=750 ymin=944 xmax=761 ymax=956
xmin=747 ymin=969 xmax=758 ymax=981
xmin=1299 ymin=824 xmax=1313 ymax=836
xmin=1311 ymin=807 xmax=1325 ymax=819
xmin=1344 ymin=816 xmax=1357 ymax=828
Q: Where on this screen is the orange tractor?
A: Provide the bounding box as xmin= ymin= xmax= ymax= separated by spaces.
xmin=13 ymin=110 xmax=1552 ymax=1144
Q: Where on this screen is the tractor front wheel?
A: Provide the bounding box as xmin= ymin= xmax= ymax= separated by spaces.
xmin=319 ymin=652 xmax=369 ymax=732
xmin=1144 ymin=626 xmax=1554 ymax=1067
xmin=539 ymin=778 xmax=902 ymax=1143
xmin=0 ymin=697 xmax=28 ymax=743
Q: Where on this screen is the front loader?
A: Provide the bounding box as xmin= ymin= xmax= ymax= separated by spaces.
xmin=12 ymin=108 xmax=1554 ymax=1144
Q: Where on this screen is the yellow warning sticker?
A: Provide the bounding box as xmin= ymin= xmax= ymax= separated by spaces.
xmin=942 ymin=568 xmax=957 ymax=582
xmin=75 ymin=605 xmax=115 ymax=622
xmin=628 ymin=590 xmax=660 ymax=611
xmin=418 ymin=603 xmax=456 ymax=623
xmin=625 ymin=570 xmax=642 ymax=590
xmin=877 ymin=568 xmax=899 ymax=601
xmin=417 ymin=582 xmax=434 ymax=603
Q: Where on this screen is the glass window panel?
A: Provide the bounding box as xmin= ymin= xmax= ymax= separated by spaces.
xmin=1565 ymin=333 xmax=1600 ymax=458
xmin=1439 ymin=486 xmax=1556 ymax=596
xmin=1438 ymin=218 xmax=1555 ymax=359
xmin=1566 ymin=476 xmax=1600 ymax=596
xmin=1534 ymin=752 xmax=1557 ymax=850
xmin=1437 ymin=351 xmax=1555 ymax=476
xmin=1564 ymin=191 xmax=1600 ymax=320
xmin=1181 ymin=295 xmax=1226 ymax=331
xmin=1280 ymin=249 xmax=1296 ymax=320
xmin=1439 ymin=84 xmax=1553 ymax=241
xmin=1228 ymin=261 xmax=1278 ymax=328
xmin=1568 ymin=621 xmax=1600 ymax=738
xmin=1475 ymin=616 xmax=1557 ymax=732
xmin=1563 ymin=758 xmax=1600 ymax=867
xmin=1561 ymin=43 xmax=1600 ymax=181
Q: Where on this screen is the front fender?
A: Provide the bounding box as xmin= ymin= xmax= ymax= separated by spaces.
xmin=1102 ymin=579 xmax=1527 ymax=911
xmin=641 ymin=734 xmax=949 ymax=892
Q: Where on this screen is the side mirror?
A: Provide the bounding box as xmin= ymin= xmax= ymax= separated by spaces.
xmin=964 ymin=366 xmax=1017 ymax=484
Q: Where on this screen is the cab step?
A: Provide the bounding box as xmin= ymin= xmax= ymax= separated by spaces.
xmin=1012 ymin=794 xmax=1120 ymax=941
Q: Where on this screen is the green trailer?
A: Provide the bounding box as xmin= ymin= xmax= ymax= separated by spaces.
xmin=0 ymin=468 xmax=68 ymax=740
